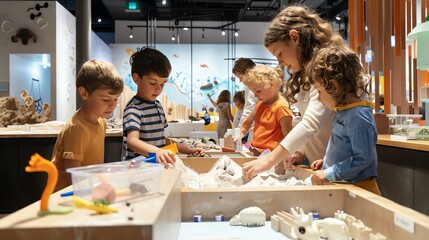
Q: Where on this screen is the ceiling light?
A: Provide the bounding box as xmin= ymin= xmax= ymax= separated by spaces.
xmin=162 ymin=0 xmax=167 ymax=5
xmin=97 ymin=18 xmax=101 ymax=23
xmin=336 ymin=16 xmax=341 ymax=21
xmin=129 ymin=27 xmax=133 ymax=39
xmin=171 ymin=33 xmax=175 ymax=41
xmin=234 ymin=31 xmax=239 ymax=37
xmin=183 ymin=27 xmax=189 ymax=30
xmin=221 ymin=30 xmax=225 ymax=36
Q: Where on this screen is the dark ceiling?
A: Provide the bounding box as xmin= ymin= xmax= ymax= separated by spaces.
xmin=57 ymin=0 xmax=348 ymax=34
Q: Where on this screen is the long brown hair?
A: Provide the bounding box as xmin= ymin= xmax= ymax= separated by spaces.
xmin=264 ymin=5 xmax=342 ymax=103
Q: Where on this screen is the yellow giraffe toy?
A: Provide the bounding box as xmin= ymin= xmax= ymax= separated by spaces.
xmin=25 ymin=153 xmax=73 ymax=216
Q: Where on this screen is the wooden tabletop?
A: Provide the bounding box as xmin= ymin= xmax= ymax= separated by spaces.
xmin=377 ymin=134 xmax=429 ymax=151
xmin=0 ymin=169 xmax=182 ymax=240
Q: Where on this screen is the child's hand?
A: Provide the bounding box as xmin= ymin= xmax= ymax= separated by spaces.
xmin=283 ymin=151 xmax=304 ymax=170
xmin=242 ymin=158 xmax=271 ymax=181
xmin=311 ymin=170 xmax=327 ymax=185
xmin=155 ymin=148 xmax=176 ymax=168
xmin=310 ymin=159 xmax=323 ymax=170
xmin=188 ymin=147 xmax=204 ymax=155
xmin=232 ymin=134 xmax=244 ymax=144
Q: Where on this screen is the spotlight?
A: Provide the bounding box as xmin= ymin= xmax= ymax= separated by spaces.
xmin=162 ymin=0 xmax=166 ymax=5
xmin=129 ymin=27 xmax=133 ymax=39
xmin=97 ymin=18 xmax=101 ymax=23
xmin=234 ymin=31 xmax=239 ymax=37
xmin=171 ymin=33 xmax=175 ymax=41
xmin=183 ymin=27 xmax=189 ymax=30
xmin=221 ymin=30 xmax=225 ymax=36
xmin=336 ymin=16 xmax=341 ymax=21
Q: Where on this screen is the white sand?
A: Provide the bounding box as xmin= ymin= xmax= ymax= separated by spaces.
xmin=173 ymin=155 xmax=312 ymax=189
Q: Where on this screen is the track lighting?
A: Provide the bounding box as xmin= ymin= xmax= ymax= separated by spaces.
xmin=162 ymin=0 xmax=166 ymax=5
xmin=234 ymin=31 xmax=239 ymax=37
xmin=221 ymin=30 xmax=225 ymax=36
xmin=171 ymin=33 xmax=175 ymax=41
xmin=202 ymin=28 xmax=205 ymax=40
xmin=97 ymin=18 xmax=101 ymax=23
xmin=129 ymin=26 xmax=133 ymax=39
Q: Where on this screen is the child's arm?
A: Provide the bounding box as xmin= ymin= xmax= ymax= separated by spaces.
xmin=176 ymin=142 xmax=204 ymax=155
xmin=279 ymin=116 xmax=292 ymax=137
xmin=207 ymin=94 xmax=217 ymax=107
xmin=127 ymin=130 xmax=175 ymax=168
xmin=234 ymin=109 xmax=256 ymax=143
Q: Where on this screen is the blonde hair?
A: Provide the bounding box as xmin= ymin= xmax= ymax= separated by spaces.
xmin=242 ymin=64 xmax=282 ymax=90
xmin=264 ymin=4 xmax=343 ymax=104
xmin=307 ymin=43 xmax=371 ymax=105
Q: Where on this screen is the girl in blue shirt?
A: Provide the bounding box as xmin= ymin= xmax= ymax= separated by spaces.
xmin=307 ymin=43 xmax=381 ymax=195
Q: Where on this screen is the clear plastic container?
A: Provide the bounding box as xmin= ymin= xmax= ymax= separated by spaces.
xmin=66 ymin=161 xmax=163 ymax=202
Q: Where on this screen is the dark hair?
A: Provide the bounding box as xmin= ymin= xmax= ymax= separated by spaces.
xmin=129 ymin=47 xmax=172 ymax=78
xmin=76 ymin=59 xmax=123 ymax=95
xmin=264 ymin=5 xmax=343 ymax=103
xmin=232 ymin=58 xmax=256 ymax=75
xmin=307 ymin=43 xmax=371 ymax=105
xmin=233 ymin=90 xmax=245 ymax=104
xmin=217 ymin=90 xmax=231 ymax=104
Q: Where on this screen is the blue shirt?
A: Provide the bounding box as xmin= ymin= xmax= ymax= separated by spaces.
xmin=323 ymin=105 xmax=378 ymax=183
xmin=123 ymin=96 xmax=168 ymax=159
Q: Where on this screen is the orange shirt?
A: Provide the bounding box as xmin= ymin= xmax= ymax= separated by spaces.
xmin=52 ymin=113 xmax=106 ymax=191
xmin=251 ymin=96 xmax=292 ymax=151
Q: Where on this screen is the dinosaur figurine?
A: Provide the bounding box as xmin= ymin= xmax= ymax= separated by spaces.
xmin=25 ymin=153 xmax=73 ymax=216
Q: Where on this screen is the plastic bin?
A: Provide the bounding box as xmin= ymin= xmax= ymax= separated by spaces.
xmin=66 ymin=161 xmax=163 ymax=202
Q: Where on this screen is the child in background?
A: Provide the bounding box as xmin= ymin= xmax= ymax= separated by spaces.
xmin=307 ymin=43 xmax=380 ymax=195
xmin=52 ymin=59 xmax=124 ymax=191
xmin=123 ymin=47 xmax=203 ymax=167
xmin=239 ymin=65 xmax=293 ymax=169
xmin=232 ymin=90 xmax=245 ymax=128
xmin=232 ymin=58 xmax=258 ymax=142
xmin=207 ymin=89 xmax=234 ymax=139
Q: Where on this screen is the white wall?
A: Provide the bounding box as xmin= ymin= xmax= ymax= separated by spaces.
xmin=91 ymin=31 xmax=112 ymax=63
xmin=55 ymin=2 xmax=76 ymax=121
xmin=0 ymin=1 xmax=56 ymax=106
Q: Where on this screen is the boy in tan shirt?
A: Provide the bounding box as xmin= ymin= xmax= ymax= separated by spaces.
xmin=52 ymin=59 xmax=124 ymax=191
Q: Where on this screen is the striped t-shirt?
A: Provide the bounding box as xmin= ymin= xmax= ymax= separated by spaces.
xmin=123 ymin=95 xmax=168 ymax=159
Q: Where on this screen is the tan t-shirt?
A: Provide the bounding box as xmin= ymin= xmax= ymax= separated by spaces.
xmin=52 ymin=112 xmax=106 ymax=191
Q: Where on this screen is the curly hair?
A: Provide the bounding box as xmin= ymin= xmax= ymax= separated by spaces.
xmin=306 ymin=43 xmax=371 ymax=106
xmin=232 ymin=58 xmax=256 ymax=75
xmin=264 ymin=4 xmax=343 ymax=103
xmin=242 ymin=64 xmax=283 ymax=90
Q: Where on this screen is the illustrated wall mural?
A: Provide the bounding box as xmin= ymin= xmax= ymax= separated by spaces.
xmin=111 ymin=43 xmax=275 ymax=120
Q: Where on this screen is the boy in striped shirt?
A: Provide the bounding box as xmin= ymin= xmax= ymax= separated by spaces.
xmin=123 ymin=47 xmax=203 ymax=167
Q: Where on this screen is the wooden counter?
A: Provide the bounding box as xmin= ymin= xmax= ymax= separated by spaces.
xmin=0 ymin=131 xmax=123 ymax=213
xmin=378 ymin=134 xmax=429 ymax=151
xmin=0 ymin=169 xmax=182 ymax=240
xmin=376 ymin=134 xmax=429 ymax=216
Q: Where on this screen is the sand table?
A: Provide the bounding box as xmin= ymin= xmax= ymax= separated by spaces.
xmin=174 ymin=156 xmax=312 ymax=189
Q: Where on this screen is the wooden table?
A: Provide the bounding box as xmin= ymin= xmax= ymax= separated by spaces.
xmin=0 ymin=169 xmax=181 ymax=240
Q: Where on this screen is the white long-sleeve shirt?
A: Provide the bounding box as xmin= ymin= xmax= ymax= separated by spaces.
xmin=280 ymin=85 xmax=334 ymax=162
xmin=238 ymin=87 xmax=259 ymax=126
